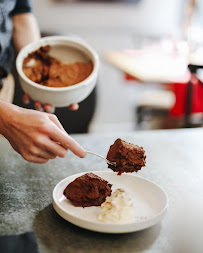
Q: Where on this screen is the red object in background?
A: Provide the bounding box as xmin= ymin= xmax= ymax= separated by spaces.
xmin=125 ymin=73 xmax=141 ymax=81
xmin=124 ymin=72 xmax=203 ymax=117
xmin=169 ymin=74 xmax=203 ymax=117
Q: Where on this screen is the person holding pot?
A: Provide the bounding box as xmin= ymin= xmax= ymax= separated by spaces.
xmin=0 ymin=0 xmax=86 ymax=163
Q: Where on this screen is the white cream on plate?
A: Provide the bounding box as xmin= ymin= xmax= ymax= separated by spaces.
xmin=98 ymin=188 xmax=135 ymax=223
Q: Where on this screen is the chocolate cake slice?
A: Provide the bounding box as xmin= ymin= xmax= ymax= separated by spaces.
xmin=106 ymin=138 xmax=146 ymax=175
xmin=63 ymin=173 xmax=112 ymax=207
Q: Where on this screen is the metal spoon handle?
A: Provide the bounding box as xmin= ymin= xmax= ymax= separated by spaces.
xmin=85 ymin=150 xmax=116 ymax=167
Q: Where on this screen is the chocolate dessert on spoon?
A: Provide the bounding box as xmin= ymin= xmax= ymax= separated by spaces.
xmin=86 ymin=138 xmax=146 ymax=175
xmin=106 ymin=138 xmax=146 ymax=175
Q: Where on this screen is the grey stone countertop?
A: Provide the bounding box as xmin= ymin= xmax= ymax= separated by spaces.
xmin=0 ymin=128 xmax=203 ymax=253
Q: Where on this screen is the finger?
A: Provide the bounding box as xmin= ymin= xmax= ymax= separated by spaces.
xmin=69 ymin=103 xmax=79 ymax=111
xmin=42 ymin=118 xmax=85 ymax=158
xmin=44 ymin=104 xmax=55 ymax=114
xmin=66 ymin=136 xmax=86 ymax=158
xmin=40 ymin=151 xmax=57 ymax=160
xmin=39 ymin=137 xmax=68 ymax=158
xmin=22 ymin=94 xmax=31 ymax=105
xmin=35 ymin=101 xmax=44 ymax=112
xmin=48 ymin=114 xmax=65 ymax=132
xmin=49 ymin=127 xmax=86 ymax=158
xmin=30 ymin=147 xmax=57 ymax=160
xmin=25 ymin=154 xmax=49 ymax=164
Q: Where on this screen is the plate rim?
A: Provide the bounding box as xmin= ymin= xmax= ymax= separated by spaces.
xmin=52 ymin=171 xmax=169 ymax=233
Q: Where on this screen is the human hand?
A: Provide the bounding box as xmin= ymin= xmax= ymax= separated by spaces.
xmin=22 ymin=94 xmax=79 ymax=112
xmin=0 ymin=102 xmax=85 ymax=163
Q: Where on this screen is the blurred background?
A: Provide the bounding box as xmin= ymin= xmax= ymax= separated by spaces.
xmin=30 ymin=0 xmax=203 ymax=133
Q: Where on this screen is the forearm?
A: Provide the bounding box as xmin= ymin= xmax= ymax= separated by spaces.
xmin=0 ymin=100 xmax=19 ymax=137
xmin=12 ymin=13 xmax=41 ymax=53
xmin=0 ymin=99 xmax=86 ymax=163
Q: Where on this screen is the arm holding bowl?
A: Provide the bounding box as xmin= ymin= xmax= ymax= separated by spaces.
xmin=12 ymin=13 xmax=41 ymax=53
xmin=12 ymin=12 xmax=79 ymax=111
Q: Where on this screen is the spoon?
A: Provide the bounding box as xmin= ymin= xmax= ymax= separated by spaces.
xmin=85 ymin=150 xmax=117 ymax=167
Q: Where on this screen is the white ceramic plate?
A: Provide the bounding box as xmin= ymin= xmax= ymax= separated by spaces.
xmin=52 ymin=171 xmax=168 ymax=233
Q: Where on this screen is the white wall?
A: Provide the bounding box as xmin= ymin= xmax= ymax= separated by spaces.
xmin=31 ymin=0 xmax=184 ymax=37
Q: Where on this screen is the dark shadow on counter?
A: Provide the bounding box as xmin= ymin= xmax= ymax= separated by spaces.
xmin=32 ymin=204 xmax=161 ymax=253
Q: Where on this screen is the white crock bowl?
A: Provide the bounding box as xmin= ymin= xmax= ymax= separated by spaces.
xmin=16 ymin=36 xmax=99 ymax=107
